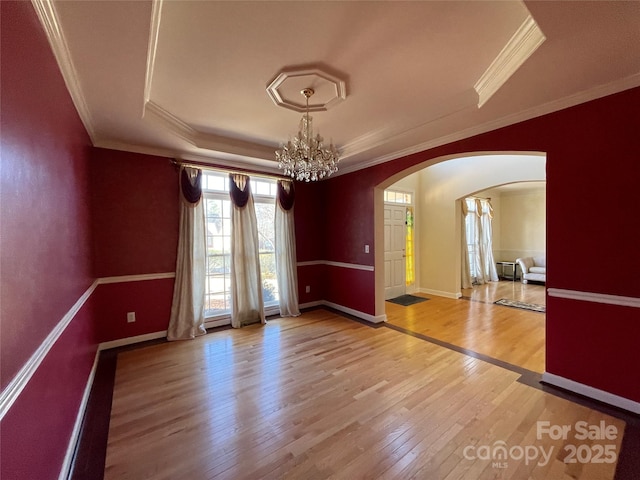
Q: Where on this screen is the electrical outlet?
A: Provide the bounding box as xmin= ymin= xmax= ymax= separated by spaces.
xmin=127 ymin=312 xmax=136 ymax=323
xmin=364 ymin=244 xmax=370 ymax=253
xmin=305 ymin=285 xmax=310 ymax=293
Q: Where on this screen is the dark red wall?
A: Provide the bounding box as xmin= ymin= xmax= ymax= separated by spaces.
xmin=293 ymin=181 xmax=326 ymax=262
xmin=88 ymin=149 xmax=180 ymax=343
xmin=90 ymin=148 xmax=179 ymax=277
xmin=1 ymin=299 xmax=97 ymax=480
xmin=293 ymin=181 xmax=326 ymax=304
xmin=1 ymin=2 xmax=97 ymax=478
xmin=325 ymin=173 xmax=376 ymax=266
xmin=323 ymin=87 xmax=640 ymax=401
xmin=93 ymin=279 xmax=175 ymax=343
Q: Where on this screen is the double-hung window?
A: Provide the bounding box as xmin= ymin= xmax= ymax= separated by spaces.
xmin=202 ymin=172 xmax=279 ymax=317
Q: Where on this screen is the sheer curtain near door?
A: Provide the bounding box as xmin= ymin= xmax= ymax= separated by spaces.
xmin=461 ymin=198 xmax=498 ymax=288
xmin=229 ymin=174 xmax=265 ymax=328
xmin=275 ymin=180 xmax=300 ymax=317
xmin=167 ymin=167 xmax=207 ymax=340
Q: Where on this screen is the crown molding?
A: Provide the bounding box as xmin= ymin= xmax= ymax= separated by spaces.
xmin=94 ymin=137 xmax=283 ymax=175
xmin=474 ymin=15 xmax=546 ymax=108
xmin=92 ymin=138 xmax=176 ymax=159
xmin=143 ymin=100 xmax=198 ymax=145
xmin=31 ymin=0 xmax=97 ymax=143
xmin=336 ymin=73 xmax=640 ymax=177
xmin=143 ymin=0 xmax=164 ymax=105
xmin=143 ymin=100 xmax=276 ymax=162
xmin=178 ymin=152 xmax=282 ymax=175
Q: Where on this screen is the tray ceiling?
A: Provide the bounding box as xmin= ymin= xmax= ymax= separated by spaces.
xmin=37 ymin=0 xmax=640 ymax=175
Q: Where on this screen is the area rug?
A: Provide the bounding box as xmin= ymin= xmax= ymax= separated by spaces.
xmin=387 ymin=294 xmax=429 ymax=306
xmin=494 ymin=298 xmax=546 ymax=313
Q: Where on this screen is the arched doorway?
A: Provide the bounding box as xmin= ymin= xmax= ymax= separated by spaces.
xmin=375 ymin=152 xmax=547 ymax=371
xmin=374 ymin=152 xmax=546 ymax=316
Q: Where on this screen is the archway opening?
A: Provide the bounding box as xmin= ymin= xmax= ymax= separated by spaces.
xmin=375 ymin=152 xmax=547 ymax=372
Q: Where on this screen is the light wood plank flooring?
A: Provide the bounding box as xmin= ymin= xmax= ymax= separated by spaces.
xmin=386 ymin=282 xmax=546 ymax=373
xmin=104 ymin=309 xmax=624 ymax=480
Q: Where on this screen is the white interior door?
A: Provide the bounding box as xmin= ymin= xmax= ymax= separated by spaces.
xmin=384 ymin=204 xmax=406 ymax=299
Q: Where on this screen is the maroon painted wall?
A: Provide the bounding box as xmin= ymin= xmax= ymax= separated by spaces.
xmin=293 ymin=181 xmax=327 ymax=304
xmin=90 ymin=148 xmax=179 ymax=277
xmin=323 ymin=87 xmax=640 ymax=402
xmin=93 ymin=279 xmax=175 ymax=343
xmin=89 ymin=149 xmax=180 ymax=342
xmin=1 ymin=2 xmax=97 ymax=478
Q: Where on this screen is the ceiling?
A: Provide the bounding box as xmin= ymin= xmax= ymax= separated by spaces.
xmin=38 ymin=0 xmax=640 ymax=176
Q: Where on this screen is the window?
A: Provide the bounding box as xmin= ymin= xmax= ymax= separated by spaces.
xmin=203 ymin=172 xmax=278 ymax=317
xmin=384 ymin=189 xmax=413 ymax=205
xmin=464 ymin=199 xmax=481 ymax=281
xmin=384 ymin=188 xmax=415 ymax=287
xmin=463 ymin=197 xmax=497 ymax=284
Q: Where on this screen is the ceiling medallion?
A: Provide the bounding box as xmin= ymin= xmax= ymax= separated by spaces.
xmin=266 ymin=66 xmax=346 ymax=112
xmin=276 ymin=88 xmax=340 ymax=182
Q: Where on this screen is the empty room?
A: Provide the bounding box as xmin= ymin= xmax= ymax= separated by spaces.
xmin=2 ymin=1 xmax=639 ymax=479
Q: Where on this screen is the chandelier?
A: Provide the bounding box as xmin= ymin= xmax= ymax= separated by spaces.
xmin=276 ymin=88 xmax=340 ymax=182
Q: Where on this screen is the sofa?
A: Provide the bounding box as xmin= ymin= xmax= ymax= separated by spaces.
xmin=516 ymin=256 xmax=546 ymax=284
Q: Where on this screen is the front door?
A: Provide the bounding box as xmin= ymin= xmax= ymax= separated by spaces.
xmin=384 ymin=204 xmax=406 ymax=299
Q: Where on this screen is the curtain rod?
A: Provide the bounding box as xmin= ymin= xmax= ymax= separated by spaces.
xmin=467 ymin=195 xmax=492 ymax=201
xmin=170 ymin=158 xmax=290 ymax=182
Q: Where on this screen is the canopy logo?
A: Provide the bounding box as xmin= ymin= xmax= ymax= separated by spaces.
xmin=462 ymin=420 xmax=618 ymax=469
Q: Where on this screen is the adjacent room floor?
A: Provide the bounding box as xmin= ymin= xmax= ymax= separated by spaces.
xmin=386 ymin=281 xmax=546 ymax=373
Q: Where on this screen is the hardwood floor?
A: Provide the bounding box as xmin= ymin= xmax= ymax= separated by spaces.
xmin=386 ymin=282 xmax=546 ymax=373
xmin=103 ymin=309 xmax=625 ymax=480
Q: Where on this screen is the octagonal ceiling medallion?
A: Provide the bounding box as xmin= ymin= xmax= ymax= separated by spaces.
xmin=267 ymin=66 xmax=347 ymax=113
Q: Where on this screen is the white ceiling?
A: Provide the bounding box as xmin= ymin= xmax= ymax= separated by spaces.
xmin=39 ymin=0 xmax=640 ymax=176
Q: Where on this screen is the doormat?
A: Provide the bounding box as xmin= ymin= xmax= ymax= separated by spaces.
xmin=494 ymin=298 xmax=546 ymax=313
xmin=387 ymin=294 xmax=429 ymax=306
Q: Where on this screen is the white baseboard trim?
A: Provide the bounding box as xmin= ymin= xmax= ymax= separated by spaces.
xmin=299 ymin=300 xmax=386 ymax=324
xmin=299 ymin=300 xmax=324 ymax=309
xmin=58 ymin=350 xmax=100 ymax=480
xmin=97 ymin=318 xmax=237 ymax=351
xmin=322 ymin=301 xmax=387 ymax=324
xmin=418 ymin=288 xmax=462 ymax=299
xmin=547 ymin=288 xmax=640 ymax=309
xmin=541 ymin=372 xmax=640 ymax=415
xmin=0 ymin=279 xmax=99 ymax=421
xmin=205 ymin=318 xmax=231 ymax=329
xmin=98 ymin=330 xmax=167 ymax=351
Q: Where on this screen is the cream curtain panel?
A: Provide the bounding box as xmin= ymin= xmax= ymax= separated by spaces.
xmin=461 ymin=197 xmax=498 ymax=288
xmin=480 ymin=200 xmax=499 ymax=283
xmin=229 ymin=174 xmax=265 ymax=328
xmin=275 ymin=180 xmax=300 ymax=317
xmin=461 ymin=199 xmax=473 ymax=289
xmin=167 ymin=167 xmax=207 ymax=341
